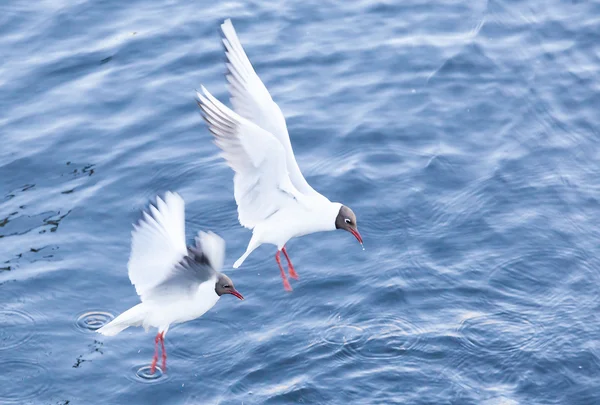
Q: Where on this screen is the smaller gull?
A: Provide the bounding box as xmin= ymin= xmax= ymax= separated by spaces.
xmin=196 ymin=19 xmax=363 ymax=291
xmin=97 ymin=192 xmax=244 ymax=374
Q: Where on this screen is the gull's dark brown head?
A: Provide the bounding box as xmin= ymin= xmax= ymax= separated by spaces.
xmin=215 ymin=274 xmax=244 ymax=300
xmin=335 ymin=205 xmax=363 ymax=246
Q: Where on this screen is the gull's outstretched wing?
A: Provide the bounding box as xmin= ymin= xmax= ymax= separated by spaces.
xmin=143 ymin=231 xmax=225 ymax=304
xmin=128 ymin=192 xmax=188 ymax=301
xmin=196 ymin=85 xmax=305 ymax=230
xmin=220 ymin=18 xmax=322 ymax=198
xmin=128 ymin=192 xmax=226 ymax=305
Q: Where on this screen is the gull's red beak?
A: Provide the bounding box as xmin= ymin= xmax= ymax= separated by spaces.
xmin=230 ymin=289 xmax=244 ymax=300
xmin=350 ymin=228 xmax=363 ymax=245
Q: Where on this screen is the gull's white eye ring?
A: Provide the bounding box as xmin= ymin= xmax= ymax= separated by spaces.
xmin=345 ymin=218 xmax=351 ymax=224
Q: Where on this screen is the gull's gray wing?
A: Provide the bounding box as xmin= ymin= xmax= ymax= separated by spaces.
xmin=141 ymin=231 xmax=226 ymax=304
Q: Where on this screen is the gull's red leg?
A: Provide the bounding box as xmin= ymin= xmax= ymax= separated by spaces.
xmin=159 ymin=332 xmax=167 ymax=372
xmin=282 ymin=246 xmax=298 ymax=280
xmin=275 ymin=251 xmax=292 ymax=291
xmin=150 ymin=332 xmax=160 ymax=374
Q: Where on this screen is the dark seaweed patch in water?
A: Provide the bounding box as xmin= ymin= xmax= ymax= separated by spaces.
xmin=0 ymin=211 xmax=71 ymax=238
xmin=62 ymin=163 xmax=95 ymax=178
xmin=73 ymin=340 xmax=104 ymax=368
xmin=3 ymin=245 xmax=60 ymax=270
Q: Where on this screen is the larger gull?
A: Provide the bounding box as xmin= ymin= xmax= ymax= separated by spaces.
xmin=196 ymin=19 xmax=363 ymax=291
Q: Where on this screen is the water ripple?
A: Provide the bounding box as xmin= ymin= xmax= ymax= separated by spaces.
xmin=0 ymin=360 xmax=49 ymax=403
xmin=170 ymin=317 xmax=246 ymax=360
xmin=126 ymin=365 xmax=169 ymax=385
xmin=74 ymin=311 xmax=114 ymax=333
xmin=0 ymin=310 xmax=35 ymax=350
xmin=487 ymin=250 xmax=573 ymax=302
xmin=321 ymin=324 xmax=366 ymax=347
xmin=354 ymin=316 xmax=425 ymax=360
xmin=458 ymin=311 xmax=542 ymax=354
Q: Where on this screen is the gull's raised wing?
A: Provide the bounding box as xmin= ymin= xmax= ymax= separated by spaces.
xmin=143 ymin=231 xmax=224 ymax=304
xmin=128 ymin=192 xmax=188 ymax=302
xmin=193 ymin=231 xmax=226 ymax=272
xmin=220 ymin=19 xmax=322 ymax=198
xmin=196 ymin=85 xmax=305 ymax=230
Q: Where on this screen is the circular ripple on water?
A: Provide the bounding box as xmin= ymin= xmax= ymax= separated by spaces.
xmin=354 ymin=317 xmax=424 ymax=360
xmin=458 ymin=312 xmax=540 ymax=354
xmin=318 ymin=324 xmax=368 ymax=364
xmin=125 ymin=365 xmax=169 ymax=385
xmin=170 ymin=318 xmax=245 ymax=360
xmin=0 ymin=310 xmax=35 ymax=350
xmin=0 ymin=360 xmax=49 ymax=403
xmin=321 ymin=325 xmax=366 ymax=346
xmin=75 ymin=311 xmax=114 ymax=333
xmin=487 ymin=254 xmax=548 ymax=297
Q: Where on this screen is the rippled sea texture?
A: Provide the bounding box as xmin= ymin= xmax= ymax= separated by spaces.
xmin=2 ymin=0 xmax=600 ymax=404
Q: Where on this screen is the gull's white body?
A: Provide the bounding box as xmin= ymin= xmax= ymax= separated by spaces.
xmin=97 ymin=192 xmax=223 ymax=338
xmin=137 ymin=279 xmax=219 ymax=332
xmin=197 ymin=19 xmax=343 ymax=268
xmin=234 ymin=199 xmax=342 ymax=267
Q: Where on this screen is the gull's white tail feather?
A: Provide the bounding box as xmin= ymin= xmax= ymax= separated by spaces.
xmin=97 ymin=304 xmax=147 ymax=336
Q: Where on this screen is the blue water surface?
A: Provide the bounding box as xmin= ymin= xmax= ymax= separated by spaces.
xmin=1 ymin=0 xmax=600 ymax=404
